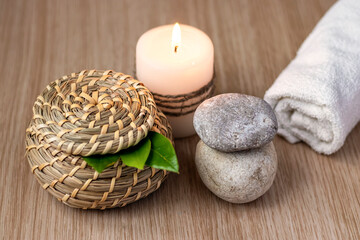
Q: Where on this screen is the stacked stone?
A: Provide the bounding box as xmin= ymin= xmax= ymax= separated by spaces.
xmin=194 ymin=93 xmax=278 ymax=203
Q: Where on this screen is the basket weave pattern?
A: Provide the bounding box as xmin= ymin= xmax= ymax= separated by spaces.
xmin=25 ymin=70 xmax=173 ymax=209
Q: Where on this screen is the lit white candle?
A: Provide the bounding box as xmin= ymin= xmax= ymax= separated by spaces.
xmin=136 ymin=23 xmax=214 ymax=138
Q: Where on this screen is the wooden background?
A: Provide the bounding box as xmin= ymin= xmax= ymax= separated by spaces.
xmin=1 ymin=0 xmax=359 ymax=239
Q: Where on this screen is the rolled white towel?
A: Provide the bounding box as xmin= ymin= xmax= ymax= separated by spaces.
xmin=264 ymin=0 xmax=360 ymax=155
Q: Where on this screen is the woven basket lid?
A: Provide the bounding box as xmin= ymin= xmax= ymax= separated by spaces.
xmin=31 ymin=69 xmax=157 ymax=156
xmin=25 ymin=70 xmax=173 ymax=209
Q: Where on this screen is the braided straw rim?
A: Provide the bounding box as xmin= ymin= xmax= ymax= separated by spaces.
xmin=25 ymin=70 xmax=173 ymax=209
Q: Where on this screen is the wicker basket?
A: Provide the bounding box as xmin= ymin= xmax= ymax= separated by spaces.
xmin=25 ymin=70 xmax=173 ymax=209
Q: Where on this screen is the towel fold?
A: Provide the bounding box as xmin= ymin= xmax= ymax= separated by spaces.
xmin=264 ymin=0 xmax=360 ymax=154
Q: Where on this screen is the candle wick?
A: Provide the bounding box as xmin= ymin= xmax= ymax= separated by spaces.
xmin=174 ymin=45 xmax=178 ymax=53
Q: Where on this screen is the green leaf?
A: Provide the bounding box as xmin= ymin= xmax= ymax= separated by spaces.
xmin=119 ymin=138 xmax=151 ymax=169
xmin=83 ymin=138 xmax=152 ymax=173
xmin=82 ymin=131 xmax=178 ymax=174
xmin=146 ymin=132 xmax=179 ymax=173
xmin=83 ymin=152 xmax=121 ymax=173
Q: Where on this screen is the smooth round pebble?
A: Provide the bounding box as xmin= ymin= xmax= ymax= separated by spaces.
xmin=195 ymin=140 xmax=277 ymax=204
xmin=193 ymin=93 xmax=278 ymax=152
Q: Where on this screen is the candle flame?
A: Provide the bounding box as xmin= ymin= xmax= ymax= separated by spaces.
xmin=172 ymin=23 xmax=181 ymax=53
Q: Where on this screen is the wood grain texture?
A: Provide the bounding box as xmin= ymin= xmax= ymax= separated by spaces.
xmin=1 ymin=0 xmax=359 ymax=239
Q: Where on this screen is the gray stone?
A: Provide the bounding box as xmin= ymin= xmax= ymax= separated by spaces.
xmin=194 ymin=93 xmax=278 ymax=152
xmin=195 ymin=140 xmax=277 ymax=204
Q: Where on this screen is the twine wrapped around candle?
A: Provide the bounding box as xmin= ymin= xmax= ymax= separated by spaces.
xmin=25 ymin=70 xmax=173 ymax=209
xmin=133 ymin=63 xmax=215 ymax=117
xmin=151 ymin=79 xmax=215 ymax=117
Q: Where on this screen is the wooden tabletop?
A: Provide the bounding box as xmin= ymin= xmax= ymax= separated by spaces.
xmin=1 ymin=0 xmax=359 ymax=239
